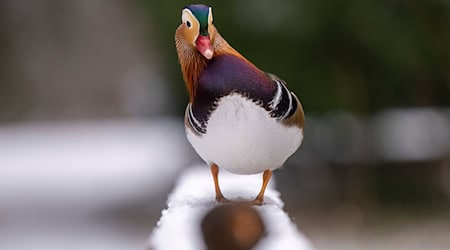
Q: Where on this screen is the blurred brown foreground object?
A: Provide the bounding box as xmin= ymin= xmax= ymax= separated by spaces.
xmin=148 ymin=166 xmax=314 ymax=250
xmin=201 ymin=203 xmax=265 ymax=250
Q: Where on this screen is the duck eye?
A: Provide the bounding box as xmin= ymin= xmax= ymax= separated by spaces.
xmin=186 ymin=21 xmax=191 ymax=28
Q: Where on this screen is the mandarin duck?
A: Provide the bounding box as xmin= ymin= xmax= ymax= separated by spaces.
xmin=175 ymin=4 xmax=304 ymax=205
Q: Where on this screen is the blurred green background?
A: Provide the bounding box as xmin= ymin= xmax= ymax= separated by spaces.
xmin=0 ymin=0 xmax=449 ymax=249
xmin=142 ymin=0 xmax=449 ymax=115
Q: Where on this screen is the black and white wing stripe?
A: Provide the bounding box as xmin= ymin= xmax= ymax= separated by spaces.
xmin=267 ymin=74 xmax=298 ymax=121
xmin=185 ymin=103 xmax=207 ymax=134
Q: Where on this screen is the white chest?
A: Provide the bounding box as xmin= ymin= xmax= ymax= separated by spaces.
xmin=186 ymin=94 xmax=303 ymax=174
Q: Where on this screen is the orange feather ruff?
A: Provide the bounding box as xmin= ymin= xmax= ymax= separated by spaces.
xmin=175 ymin=24 xmax=256 ymax=103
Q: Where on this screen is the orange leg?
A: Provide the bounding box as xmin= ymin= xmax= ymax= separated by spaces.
xmin=253 ymin=170 xmax=272 ymax=205
xmin=210 ymin=164 xmax=229 ymax=203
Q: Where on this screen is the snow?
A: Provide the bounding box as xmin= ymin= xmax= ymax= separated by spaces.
xmin=373 ymin=108 xmax=450 ymax=161
xmin=0 ymin=118 xmax=192 ymax=250
xmin=0 ymin=119 xmax=191 ymax=212
xmin=149 ymin=165 xmax=314 ymax=250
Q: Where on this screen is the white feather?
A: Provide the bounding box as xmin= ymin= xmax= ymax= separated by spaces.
xmin=186 ymin=94 xmax=303 ymax=175
xmin=269 ymin=81 xmax=282 ymax=109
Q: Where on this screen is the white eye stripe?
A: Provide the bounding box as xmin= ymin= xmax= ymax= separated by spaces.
xmin=182 ymin=9 xmax=199 ymax=29
xmin=208 ymin=7 xmax=213 ymax=24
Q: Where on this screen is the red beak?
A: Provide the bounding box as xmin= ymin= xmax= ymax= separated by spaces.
xmin=195 ymin=35 xmax=214 ymax=60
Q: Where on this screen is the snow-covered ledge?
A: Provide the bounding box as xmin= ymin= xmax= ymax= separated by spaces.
xmin=148 ymin=165 xmax=314 ymax=250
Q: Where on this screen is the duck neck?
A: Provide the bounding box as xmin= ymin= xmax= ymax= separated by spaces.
xmin=175 ymin=29 xmax=208 ymax=103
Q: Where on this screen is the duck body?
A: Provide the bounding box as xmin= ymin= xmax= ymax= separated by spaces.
xmin=186 ymin=54 xmax=303 ymax=174
xmin=175 ymin=4 xmax=304 ymax=204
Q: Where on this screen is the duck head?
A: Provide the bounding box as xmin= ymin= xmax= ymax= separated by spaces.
xmin=178 ymin=4 xmax=215 ymax=59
